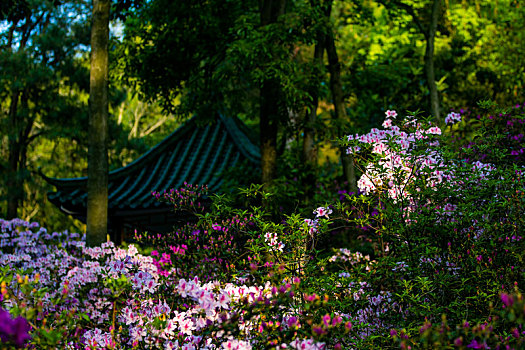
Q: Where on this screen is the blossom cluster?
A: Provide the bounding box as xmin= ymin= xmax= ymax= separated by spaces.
xmin=152 ymin=182 xmax=208 ymax=213
xmin=313 ymin=207 xmax=332 ymax=219
xmin=0 ymin=218 xmax=335 ymax=349
xmin=264 ymin=232 xmax=285 ymax=252
xmin=444 ymin=111 xmax=462 ymax=124
xmin=346 ymin=114 xmax=447 ymax=200
xmin=329 ymin=248 xmax=370 ymax=265
xmin=303 ymin=218 xmax=320 ymax=235
xmin=344 ymin=110 xmax=497 ymax=223
xmin=0 ymin=307 xmax=30 ymax=347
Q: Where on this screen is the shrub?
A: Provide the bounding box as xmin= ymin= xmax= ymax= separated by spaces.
xmin=1 ymin=104 xmax=524 ymax=349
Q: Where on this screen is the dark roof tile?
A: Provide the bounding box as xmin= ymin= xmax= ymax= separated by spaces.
xmin=44 ymin=115 xmax=260 ymax=222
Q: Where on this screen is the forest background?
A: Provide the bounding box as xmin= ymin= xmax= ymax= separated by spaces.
xmin=1 ymin=0 xmax=524 ymax=233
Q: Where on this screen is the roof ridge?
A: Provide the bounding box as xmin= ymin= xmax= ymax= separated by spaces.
xmin=218 ymin=114 xmax=260 ymax=163
xmin=41 ymin=116 xmax=199 ymax=187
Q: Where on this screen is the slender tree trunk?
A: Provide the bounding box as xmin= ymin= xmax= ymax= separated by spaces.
xmin=87 ymin=0 xmax=110 ymax=246
xmin=6 ymin=89 xmax=35 ymax=219
xmin=5 ymin=17 xmax=38 ymax=219
xmin=259 ymin=0 xmax=286 ymax=186
xmin=425 ymin=0 xmax=441 ymax=122
xmin=260 ymin=80 xmax=280 ymax=184
xmin=379 ymin=0 xmax=442 ymax=122
xmin=325 ymin=18 xmax=358 ymax=193
xmin=7 ymin=91 xmax=21 ymax=219
xmin=302 ymin=41 xmax=324 ymax=165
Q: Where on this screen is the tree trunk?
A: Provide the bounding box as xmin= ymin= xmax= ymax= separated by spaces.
xmin=4 ymin=13 xmax=48 ymax=219
xmin=7 ymin=91 xmax=21 ymax=219
xmin=379 ymin=0 xmax=442 ymax=122
xmin=6 ymin=89 xmax=35 ymax=219
xmin=325 ymin=18 xmax=358 ymax=193
xmin=260 ymin=79 xmax=280 ymax=185
xmin=302 ymin=41 xmax=324 ymax=165
xmin=259 ymin=0 xmax=286 ymax=186
xmin=425 ymin=0 xmax=440 ymax=123
xmin=87 ymin=0 xmax=110 ymax=246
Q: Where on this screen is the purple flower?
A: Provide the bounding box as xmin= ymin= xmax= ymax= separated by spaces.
xmin=313 ymin=326 xmax=326 ymax=336
xmin=12 ymin=317 xmax=31 ymax=347
xmin=512 ymin=328 xmax=520 ymax=339
xmin=467 ymin=339 xmax=490 ymax=349
xmin=0 ymin=309 xmax=14 ymax=342
xmin=501 ymin=293 xmax=514 ymax=308
xmin=322 ymin=314 xmax=331 ymax=327
xmin=0 ymin=309 xmax=31 ymax=347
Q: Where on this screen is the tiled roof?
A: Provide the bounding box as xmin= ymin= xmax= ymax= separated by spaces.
xmin=44 ymin=115 xmax=260 ymax=230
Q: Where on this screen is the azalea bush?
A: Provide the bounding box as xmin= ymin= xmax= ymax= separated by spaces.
xmin=449 ymin=102 xmax=525 ymax=166
xmin=1 ymin=104 xmax=524 ymax=349
xmin=392 ymin=292 xmax=525 ymax=349
xmin=143 ymin=184 xmax=365 ymax=348
xmin=0 ymin=217 xmax=348 ymax=349
xmin=336 ymin=107 xmax=525 ymax=345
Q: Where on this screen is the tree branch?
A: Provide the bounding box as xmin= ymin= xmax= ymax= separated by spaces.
xmin=377 ymin=0 xmax=428 ymax=38
xmin=143 ymin=115 xmax=169 ymax=136
xmin=20 ymin=12 xmax=45 ymax=48
xmin=5 ymin=20 xmax=18 ymax=49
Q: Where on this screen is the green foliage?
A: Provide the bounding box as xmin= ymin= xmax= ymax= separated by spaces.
xmin=0 ymin=267 xmax=86 ymax=348
xmin=335 ymin=106 xmax=525 ymax=345
xmin=336 ymin=0 xmax=525 ymax=131
xmin=0 ymin=0 xmax=180 ymax=232
xmin=0 ymin=0 xmax=92 ymax=227
xmin=394 ymin=293 xmax=525 ymax=349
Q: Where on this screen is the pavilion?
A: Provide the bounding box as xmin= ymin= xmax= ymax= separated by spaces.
xmin=43 ymin=115 xmax=260 ymax=243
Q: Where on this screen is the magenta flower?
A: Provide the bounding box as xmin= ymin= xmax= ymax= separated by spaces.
xmin=322 ymin=314 xmax=331 ymax=327
xmin=0 ymin=309 xmax=31 ymax=348
xmin=314 ymin=207 xmax=332 ymax=219
xmin=385 ymin=110 xmax=398 ymax=118
xmin=313 ymin=325 xmax=326 ymax=336
xmin=332 ymin=315 xmax=342 ymax=326
xmin=287 ymin=316 xmax=298 ymax=328
xmin=512 ymin=328 xmax=520 ymax=338
xmin=501 ymin=293 xmax=514 ymax=308
xmin=467 ymin=339 xmax=490 ymax=349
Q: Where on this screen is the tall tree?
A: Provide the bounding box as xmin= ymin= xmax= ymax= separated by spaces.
xmin=378 ymin=0 xmax=442 ymax=122
xmin=325 ymin=17 xmax=357 ymax=192
xmin=2 ymin=0 xmax=45 ymax=219
xmin=259 ymin=0 xmax=287 ymax=185
xmin=118 ymin=0 xmax=321 ymax=185
xmin=313 ymin=0 xmax=357 ymax=191
xmin=1 ymin=0 xmax=91 ymax=219
xmin=302 ymin=40 xmax=324 ymax=166
xmin=87 ymin=0 xmax=110 ymax=245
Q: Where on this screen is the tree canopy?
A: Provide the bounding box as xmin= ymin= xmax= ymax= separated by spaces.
xmin=1 ymin=0 xmax=524 ymax=232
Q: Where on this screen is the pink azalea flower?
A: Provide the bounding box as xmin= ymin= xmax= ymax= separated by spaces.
xmin=385 ymin=110 xmax=398 ymax=118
